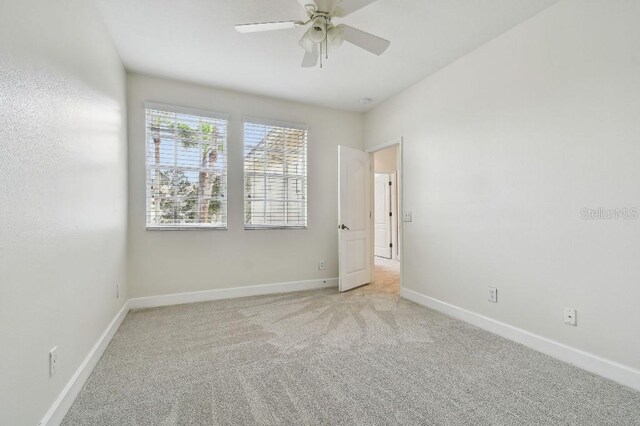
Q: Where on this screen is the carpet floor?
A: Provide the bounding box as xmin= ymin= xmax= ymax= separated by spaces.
xmin=63 ymin=278 xmax=640 ymax=425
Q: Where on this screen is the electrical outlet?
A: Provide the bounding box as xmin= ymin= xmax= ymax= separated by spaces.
xmin=403 ymin=212 xmax=412 ymax=222
xmin=564 ymin=308 xmax=577 ymax=326
xmin=49 ymin=347 xmax=58 ymax=377
xmin=488 ymin=286 xmax=498 ymax=303
xmin=318 ymin=260 xmax=326 ymax=270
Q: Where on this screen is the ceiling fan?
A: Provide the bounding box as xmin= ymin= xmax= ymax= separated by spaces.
xmin=235 ymin=0 xmax=390 ymax=68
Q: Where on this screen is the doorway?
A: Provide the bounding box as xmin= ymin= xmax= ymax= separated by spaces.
xmin=370 ymin=142 xmax=401 ymax=295
xmin=337 ymin=140 xmax=402 ymax=294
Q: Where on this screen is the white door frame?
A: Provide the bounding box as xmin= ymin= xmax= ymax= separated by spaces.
xmin=367 ymin=137 xmax=403 ymax=291
xmin=374 ymin=172 xmax=393 ymax=259
xmin=389 ymin=173 xmax=399 ymax=261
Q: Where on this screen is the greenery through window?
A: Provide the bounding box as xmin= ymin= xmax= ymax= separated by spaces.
xmin=146 ymin=107 xmax=227 ymax=229
xmin=244 ymin=121 xmax=307 ymax=229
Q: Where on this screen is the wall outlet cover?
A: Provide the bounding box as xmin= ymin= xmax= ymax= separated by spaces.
xmin=488 ymin=286 xmax=498 ymax=303
xmin=403 ymin=212 xmax=412 ymax=222
xmin=318 ymin=260 xmax=326 ymax=270
xmin=49 ymin=347 xmax=58 ymax=377
xmin=564 ymin=308 xmax=577 ymax=326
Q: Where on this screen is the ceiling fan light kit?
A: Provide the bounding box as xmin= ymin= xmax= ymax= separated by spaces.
xmin=308 ymin=16 xmax=328 ymax=43
xmin=234 ymin=0 xmax=390 ymax=68
xmin=327 ymin=25 xmax=345 ymax=49
xmin=299 ymin=31 xmax=317 ymax=52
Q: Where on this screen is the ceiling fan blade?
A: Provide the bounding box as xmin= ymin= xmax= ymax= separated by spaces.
xmin=296 ymin=0 xmax=337 ymax=13
xmin=301 ymin=45 xmax=319 ymax=67
xmin=340 ymin=24 xmax=390 ymax=55
xmin=296 ymin=0 xmax=315 ymax=10
xmin=333 ymin=0 xmax=377 ymax=17
xmin=235 ymin=20 xmax=303 ymax=33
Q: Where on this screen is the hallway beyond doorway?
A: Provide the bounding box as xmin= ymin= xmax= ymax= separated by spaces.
xmin=358 ymin=257 xmax=400 ymax=295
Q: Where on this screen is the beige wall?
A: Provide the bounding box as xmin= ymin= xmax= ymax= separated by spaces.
xmin=374 ymin=145 xmax=397 ymax=174
xmin=365 ymin=0 xmax=640 ymax=370
xmin=0 ymin=1 xmax=128 ymax=424
xmin=127 ymin=74 xmax=364 ymax=297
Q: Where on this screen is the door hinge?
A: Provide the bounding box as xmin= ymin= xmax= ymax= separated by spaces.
xmin=389 ymin=212 xmax=392 ymax=217
xmin=389 ymin=243 xmax=393 ymax=248
xmin=389 ymin=181 xmax=392 ymax=186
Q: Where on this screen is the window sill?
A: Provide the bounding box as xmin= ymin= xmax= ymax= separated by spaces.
xmin=146 ymin=226 xmax=227 ymax=231
xmin=243 ymin=226 xmax=308 ymax=230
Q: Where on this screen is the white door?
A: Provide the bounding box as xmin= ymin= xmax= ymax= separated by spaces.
xmin=338 ymin=146 xmax=371 ymax=292
xmin=374 ymin=173 xmax=392 ymax=259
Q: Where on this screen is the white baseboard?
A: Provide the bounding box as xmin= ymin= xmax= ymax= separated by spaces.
xmin=401 ymin=287 xmax=640 ymax=391
xmin=128 ymin=277 xmax=338 ymax=310
xmin=47 ymin=281 xmax=636 ymax=425
xmin=39 ymin=301 xmax=130 ymax=426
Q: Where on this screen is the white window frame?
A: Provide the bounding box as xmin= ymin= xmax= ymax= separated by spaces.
xmin=145 ymin=102 xmax=229 ymax=231
xmin=243 ymin=116 xmax=308 ymax=230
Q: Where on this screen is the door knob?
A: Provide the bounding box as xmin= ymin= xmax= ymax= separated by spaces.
xmin=339 ymin=224 xmax=350 ymax=230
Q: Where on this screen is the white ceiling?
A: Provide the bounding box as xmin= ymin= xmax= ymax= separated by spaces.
xmin=95 ymin=0 xmax=558 ymax=112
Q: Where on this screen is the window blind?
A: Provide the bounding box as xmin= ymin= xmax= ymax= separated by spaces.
xmin=243 ymin=120 xmax=308 ymax=229
xmin=146 ymin=107 xmax=228 ymax=229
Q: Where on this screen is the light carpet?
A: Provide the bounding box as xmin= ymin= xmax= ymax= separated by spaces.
xmin=63 ymin=282 xmax=640 ymax=425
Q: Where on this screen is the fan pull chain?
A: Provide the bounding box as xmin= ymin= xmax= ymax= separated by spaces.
xmin=322 ymin=16 xmax=328 ymax=68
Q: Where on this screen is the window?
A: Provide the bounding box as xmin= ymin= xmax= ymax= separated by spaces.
xmin=145 ymin=104 xmax=228 ymax=229
xmin=243 ymin=119 xmax=308 ymax=229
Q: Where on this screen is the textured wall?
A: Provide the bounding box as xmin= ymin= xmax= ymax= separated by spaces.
xmin=0 ymin=1 xmax=128 ymax=424
xmin=126 ymin=74 xmax=364 ymax=298
xmin=365 ymin=0 xmax=640 ymax=370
